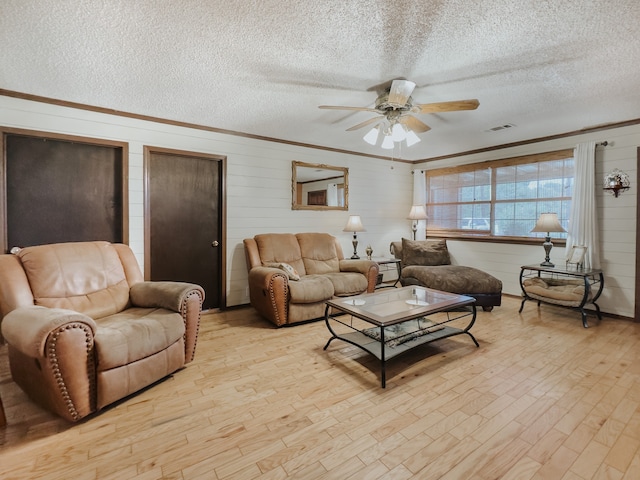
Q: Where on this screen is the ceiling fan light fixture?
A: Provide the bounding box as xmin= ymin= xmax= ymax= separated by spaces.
xmin=363 ymin=126 xmax=379 ymax=145
xmin=381 ymin=134 xmax=394 ymax=149
xmin=405 ymin=129 xmax=421 ymax=147
xmin=318 ymin=79 xmax=479 ymax=148
xmin=391 ymin=123 xmax=406 ymax=142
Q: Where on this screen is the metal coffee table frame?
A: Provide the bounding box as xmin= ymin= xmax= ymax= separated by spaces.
xmin=323 ymin=286 xmax=478 ymax=387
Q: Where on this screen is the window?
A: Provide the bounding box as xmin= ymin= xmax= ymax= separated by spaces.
xmin=425 ymin=150 xmax=574 ymax=239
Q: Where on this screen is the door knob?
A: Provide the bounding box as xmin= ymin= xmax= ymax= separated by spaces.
xmin=212 ymin=241 xmax=219 ymax=247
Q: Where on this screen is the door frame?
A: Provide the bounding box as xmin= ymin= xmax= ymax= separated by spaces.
xmin=143 ymin=146 xmax=227 ymax=310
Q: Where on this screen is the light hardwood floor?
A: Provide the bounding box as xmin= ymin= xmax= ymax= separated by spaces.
xmin=1 ymin=296 xmax=639 ymax=479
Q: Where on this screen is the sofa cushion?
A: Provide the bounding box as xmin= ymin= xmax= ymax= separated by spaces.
xmin=403 ymin=265 xmax=502 ymax=295
xmin=255 ymin=233 xmax=306 ymax=275
xmin=296 ymin=233 xmax=340 ymax=274
xmin=323 ymin=272 xmax=368 ymax=296
xmin=17 ymin=241 xmax=131 ymax=319
xmin=94 ymin=307 xmax=185 ymax=371
xmin=401 ymin=238 xmax=451 ymax=266
xmin=288 ymin=275 xmax=334 ymax=303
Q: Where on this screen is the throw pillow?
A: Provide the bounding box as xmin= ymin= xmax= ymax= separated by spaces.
xmin=264 ymin=262 xmax=301 ymax=281
xmin=401 ymin=238 xmax=451 ymax=266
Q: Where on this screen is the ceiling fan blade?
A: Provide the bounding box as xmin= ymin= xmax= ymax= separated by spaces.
xmin=319 ymin=105 xmax=378 ymax=113
xmin=413 ymin=99 xmax=480 ymax=114
xmin=387 ymin=79 xmax=416 ymax=106
xmin=399 ymin=115 xmax=431 ymax=133
xmin=346 ymin=116 xmax=383 ymax=131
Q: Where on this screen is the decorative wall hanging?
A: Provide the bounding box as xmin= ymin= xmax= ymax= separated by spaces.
xmin=603 ymin=168 xmax=630 ymax=197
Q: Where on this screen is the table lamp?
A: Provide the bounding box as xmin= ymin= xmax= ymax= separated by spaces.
xmin=343 ymin=215 xmax=365 ymax=259
xmin=530 ymin=213 xmax=566 ymax=267
xmin=408 ymin=205 xmax=428 ymax=240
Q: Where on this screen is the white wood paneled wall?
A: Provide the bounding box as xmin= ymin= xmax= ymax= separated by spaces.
xmin=1 ymin=95 xmax=637 ymax=317
xmin=0 ymin=95 xmax=412 ymax=307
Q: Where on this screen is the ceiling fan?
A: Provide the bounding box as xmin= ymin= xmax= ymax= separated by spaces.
xmin=319 ymin=79 xmax=479 ymax=147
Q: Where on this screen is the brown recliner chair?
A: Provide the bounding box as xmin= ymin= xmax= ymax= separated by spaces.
xmin=0 ymin=241 xmax=204 ymax=422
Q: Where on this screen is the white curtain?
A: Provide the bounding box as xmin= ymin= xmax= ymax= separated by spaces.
xmin=326 ymin=183 xmax=338 ymax=206
xmin=413 ymin=169 xmax=426 ymax=204
xmin=412 ymin=170 xmax=427 ymax=240
xmin=566 ymin=141 xmax=600 ymax=269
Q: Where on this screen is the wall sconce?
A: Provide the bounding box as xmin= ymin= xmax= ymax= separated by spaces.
xmin=603 ymin=169 xmax=631 ymax=197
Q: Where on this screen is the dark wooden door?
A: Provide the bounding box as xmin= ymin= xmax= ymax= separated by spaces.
xmin=145 ymin=148 xmax=224 ymax=310
xmin=2 ymin=131 xmax=126 ymax=252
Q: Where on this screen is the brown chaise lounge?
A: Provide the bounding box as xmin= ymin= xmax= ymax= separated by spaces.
xmin=391 ymin=238 xmax=502 ymax=311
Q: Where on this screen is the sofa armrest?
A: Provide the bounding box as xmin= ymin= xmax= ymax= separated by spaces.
xmin=248 ymin=267 xmax=289 ymax=326
xmin=339 ymin=259 xmax=379 ymax=293
xmin=129 ymin=281 xmax=204 ymax=362
xmin=339 ymin=259 xmax=376 ymax=274
xmin=1 ymin=306 xmax=96 ymax=358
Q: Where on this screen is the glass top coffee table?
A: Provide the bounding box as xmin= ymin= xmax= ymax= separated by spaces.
xmin=323 ymin=286 xmax=478 ymax=387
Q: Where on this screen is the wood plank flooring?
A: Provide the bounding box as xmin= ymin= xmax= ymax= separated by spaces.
xmin=1 ymin=296 xmax=640 ymax=479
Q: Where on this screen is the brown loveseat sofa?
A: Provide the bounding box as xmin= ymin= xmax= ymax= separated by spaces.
xmin=243 ymin=233 xmax=379 ymax=326
xmin=0 ymin=241 xmax=204 ymax=422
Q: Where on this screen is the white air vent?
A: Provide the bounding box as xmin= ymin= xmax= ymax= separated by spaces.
xmin=487 ymin=123 xmax=516 ymax=132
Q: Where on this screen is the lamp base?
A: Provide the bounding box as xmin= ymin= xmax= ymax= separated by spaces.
xmin=540 ymin=235 xmax=554 ymax=267
xmin=351 ymin=233 xmax=359 ymax=259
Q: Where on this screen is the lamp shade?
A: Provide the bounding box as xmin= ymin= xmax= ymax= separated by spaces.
xmin=391 ymin=123 xmax=406 ymax=141
xmin=343 ymin=215 xmax=365 ymax=232
xmin=381 ymin=134 xmax=394 ymax=150
xmin=408 ymin=205 xmax=428 ymax=220
xmin=531 ymin=213 xmax=566 ymax=233
xmin=363 ymin=126 xmax=379 ymax=145
xmin=405 ymin=129 xmax=421 ymax=147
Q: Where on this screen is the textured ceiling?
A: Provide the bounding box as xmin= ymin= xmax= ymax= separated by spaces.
xmin=1 ymin=1 xmax=639 ymax=160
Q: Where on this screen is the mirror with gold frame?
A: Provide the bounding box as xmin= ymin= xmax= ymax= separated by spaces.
xmin=292 ymin=161 xmax=348 ymax=210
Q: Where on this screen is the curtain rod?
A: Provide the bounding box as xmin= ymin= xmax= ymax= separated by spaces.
xmin=596 ymin=141 xmax=609 ymax=147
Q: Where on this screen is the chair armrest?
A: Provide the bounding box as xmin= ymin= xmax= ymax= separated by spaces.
xmin=1 ymin=306 xmax=96 ymax=358
xmin=129 ymin=281 xmax=204 ymax=312
xmin=248 ymin=267 xmax=289 ymax=326
xmin=130 ymin=281 xmax=204 ymax=363
xmin=1 ymin=306 xmax=98 ymax=421
xmin=339 ymin=259 xmax=380 ymax=293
